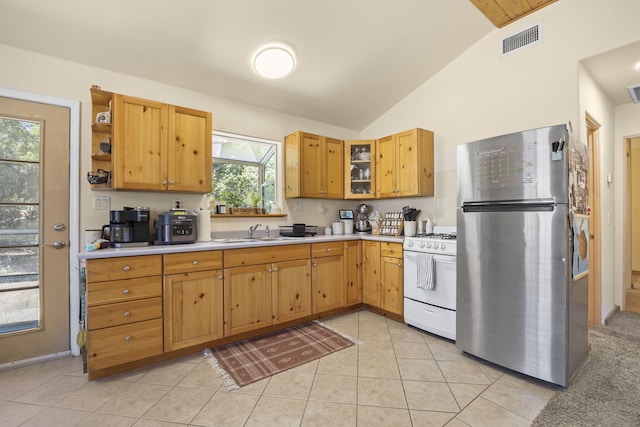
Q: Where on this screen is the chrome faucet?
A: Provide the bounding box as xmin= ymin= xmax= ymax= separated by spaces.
xmin=248 ymin=223 xmax=261 ymax=238
xmin=265 ymin=225 xmax=270 ymax=238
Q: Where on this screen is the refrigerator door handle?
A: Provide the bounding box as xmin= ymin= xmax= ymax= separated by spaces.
xmin=462 ymin=198 xmax=556 ymax=212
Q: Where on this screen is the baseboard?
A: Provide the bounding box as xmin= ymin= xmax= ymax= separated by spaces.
xmin=604 ymin=305 xmax=620 ymax=325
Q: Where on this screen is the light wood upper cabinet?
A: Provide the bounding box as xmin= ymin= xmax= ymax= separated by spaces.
xmin=285 ymin=131 xmax=344 ymax=199
xmin=92 ymin=88 xmax=212 ymax=193
xmin=345 ymin=140 xmax=376 ymax=199
xmin=113 ymin=94 xmax=168 ymax=191
xmin=376 ymin=128 xmax=434 ymax=198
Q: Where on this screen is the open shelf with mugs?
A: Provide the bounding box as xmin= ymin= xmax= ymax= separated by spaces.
xmin=89 ymin=86 xmax=113 ymax=190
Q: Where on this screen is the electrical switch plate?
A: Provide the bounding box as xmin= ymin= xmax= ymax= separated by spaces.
xmin=93 ymin=196 xmax=110 ymax=210
xmin=319 ymin=203 xmax=326 ymax=213
xmin=294 ymin=202 xmax=303 ymax=212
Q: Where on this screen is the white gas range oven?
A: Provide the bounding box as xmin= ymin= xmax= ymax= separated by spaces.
xmin=403 ymin=226 xmax=457 ymax=340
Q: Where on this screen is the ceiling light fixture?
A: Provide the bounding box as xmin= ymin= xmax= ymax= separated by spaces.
xmin=253 ymin=44 xmax=296 ymax=79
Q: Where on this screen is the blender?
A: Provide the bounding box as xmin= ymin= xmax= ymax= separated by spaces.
xmin=355 ymin=203 xmax=372 ymax=233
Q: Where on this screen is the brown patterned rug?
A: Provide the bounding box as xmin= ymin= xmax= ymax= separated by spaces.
xmin=204 ymin=321 xmax=357 ymax=390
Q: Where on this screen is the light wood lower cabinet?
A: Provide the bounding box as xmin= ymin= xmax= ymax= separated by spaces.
xmin=380 ymin=250 xmax=403 ymax=315
xmin=272 ymin=259 xmax=312 ymax=324
xmin=86 ymin=255 xmax=163 ymax=373
xmin=224 ymin=264 xmax=274 ymax=336
xmin=362 ymin=241 xmax=403 ymax=315
xmin=163 ymin=251 xmax=224 ymax=352
xmin=223 ymin=244 xmax=312 ymax=337
xmin=362 ymin=241 xmax=381 ymax=306
xmin=311 ymin=242 xmax=345 ymax=312
xmin=344 ymin=240 xmax=362 ymax=305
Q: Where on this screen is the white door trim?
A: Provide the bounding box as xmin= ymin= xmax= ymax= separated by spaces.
xmin=0 ymin=87 xmax=81 ymax=356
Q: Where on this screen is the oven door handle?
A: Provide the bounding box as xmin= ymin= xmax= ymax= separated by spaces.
xmin=404 ymin=252 xmax=456 ymax=264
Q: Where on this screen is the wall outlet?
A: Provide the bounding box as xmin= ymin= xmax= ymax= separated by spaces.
xmin=172 ymin=199 xmax=182 ymax=210
xmin=319 ymin=203 xmax=326 ymax=214
xmin=93 ymin=196 xmax=110 ymax=210
xmin=294 ymin=202 xmax=303 ymax=212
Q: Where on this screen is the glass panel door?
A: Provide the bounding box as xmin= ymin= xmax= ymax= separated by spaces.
xmin=0 ymin=117 xmax=40 ymax=334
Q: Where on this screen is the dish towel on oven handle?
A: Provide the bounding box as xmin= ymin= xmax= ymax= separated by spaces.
xmin=417 ymin=253 xmax=435 ymax=291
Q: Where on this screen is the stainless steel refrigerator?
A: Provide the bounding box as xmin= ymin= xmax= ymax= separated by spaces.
xmin=456 ymin=124 xmax=589 ymax=387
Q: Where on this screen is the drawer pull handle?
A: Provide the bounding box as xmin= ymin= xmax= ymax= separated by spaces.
xmin=327 ymin=248 xmax=331 ymax=252
xmin=125 ymin=335 xmax=131 ymax=341
xmin=192 ymin=260 xmax=198 ymax=265
xmin=123 ymin=289 xmax=129 ymax=295
xmin=123 ymin=266 xmax=130 ymax=272
xmin=123 ymin=311 xmax=130 ymax=317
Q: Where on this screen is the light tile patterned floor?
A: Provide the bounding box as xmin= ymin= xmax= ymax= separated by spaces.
xmin=0 ymin=310 xmax=558 ymax=426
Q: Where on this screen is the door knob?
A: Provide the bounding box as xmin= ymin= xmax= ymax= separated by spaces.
xmin=53 ymin=223 xmax=66 ymax=231
xmin=52 ymin=240 xmax=66 ymax=249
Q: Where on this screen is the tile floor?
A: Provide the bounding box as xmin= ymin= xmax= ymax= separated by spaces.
xmin=0 ymin=310 xmax=558 ymax=426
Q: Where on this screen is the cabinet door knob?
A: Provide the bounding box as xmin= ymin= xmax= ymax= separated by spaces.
xmin=273 ymin=267 xmax=278 ymax=272
xmin=124 ymin=336 xmax=131 ymax=342
xmin=169 ymin=181 xmax=175 ymax=185
xmin=123 ymin=265 xmax=130 ymax=271
xmin=218 ymin=275 xmax=223 ymax=280
xmin=123 ymin=289 xmax=129 ymax=295
xmin=162 ymin=180 xmax=168 ymax=185
xmin=123 ymin=311 xmax=130 ymax=317
xmin=192 ymin=260 xmax=198 ymax=265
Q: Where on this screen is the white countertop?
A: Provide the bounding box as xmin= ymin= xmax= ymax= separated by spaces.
xmin=79 ymin=233 xmax=404 ymax=259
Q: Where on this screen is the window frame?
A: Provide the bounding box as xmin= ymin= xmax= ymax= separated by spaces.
xmin=211 ymin=130 xmax=279 ymax=213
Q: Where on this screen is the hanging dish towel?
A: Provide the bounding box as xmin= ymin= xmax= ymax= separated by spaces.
xmin=417 ymin=253 xmax=435 ymax=291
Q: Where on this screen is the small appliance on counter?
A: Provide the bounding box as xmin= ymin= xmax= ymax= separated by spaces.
xmin=105 ymin=207 xmax=151 ymax=248
xmin=355 ymin=204 xmax=372 ymax=233
xmin=154 ymin=209 xmax=198 ymax=245
xmin=279 ymin=223 xmax=317 ymax=237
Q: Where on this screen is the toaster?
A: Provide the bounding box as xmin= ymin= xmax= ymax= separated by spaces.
xmin=154 ymin=210 xmax=198 ymax=244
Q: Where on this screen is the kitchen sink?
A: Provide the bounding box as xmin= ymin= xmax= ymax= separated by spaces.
xmin=211 ymin=236 xmax=290 ymax=244
xmin=212 ymin=238 xmax=261 ymax=244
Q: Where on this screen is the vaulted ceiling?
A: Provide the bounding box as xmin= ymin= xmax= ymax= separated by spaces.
xmin=1 ymin=0 xmax=629 ymax=130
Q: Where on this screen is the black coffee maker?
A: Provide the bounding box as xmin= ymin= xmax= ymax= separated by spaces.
xmin=105 ymin=207 xmax=151 ymax=247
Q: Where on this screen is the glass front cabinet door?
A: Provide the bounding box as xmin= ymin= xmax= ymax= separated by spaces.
xmin=344 ymin=140 xmax=375 ymax=199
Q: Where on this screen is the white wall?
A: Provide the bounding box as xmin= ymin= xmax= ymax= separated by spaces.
xmin=0 ymin=43 xmax=362 ymax=239
xmin=578 ymin=64 xmax=616 ymax=321
xmin=361 ymin=0 xmax=640 ymax=317
xmin=614 ymin=104 xmax=640 ymax=307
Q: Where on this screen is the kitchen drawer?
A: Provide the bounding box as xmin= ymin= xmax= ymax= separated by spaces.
xmin=311 ymin=241 xmax=344 ymax=258
xmin=163 ymin=251 xmax=222 ymax=275
xmin=381 ymin=242 xmax=402 ymax=258
xmin=87 ymin=276 xmax=162 ymax=306
xmin=87 ymin=255 xmax=162 ymax=282
xmin=87 ymin=318 xmax=163 ymax=372
xmin=224 ymin=244 xmax=310 ymax=268
xmin=88 ymin=297 xmax=162 ymax=330
xmin=87 ymin=319 xmax=163 ymax=371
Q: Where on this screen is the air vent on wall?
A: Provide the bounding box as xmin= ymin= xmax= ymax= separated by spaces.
xmin=627 ymin=84 xmax=640 ymax=103
xmin=501 ymin=23 xmax=541 ymax=56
